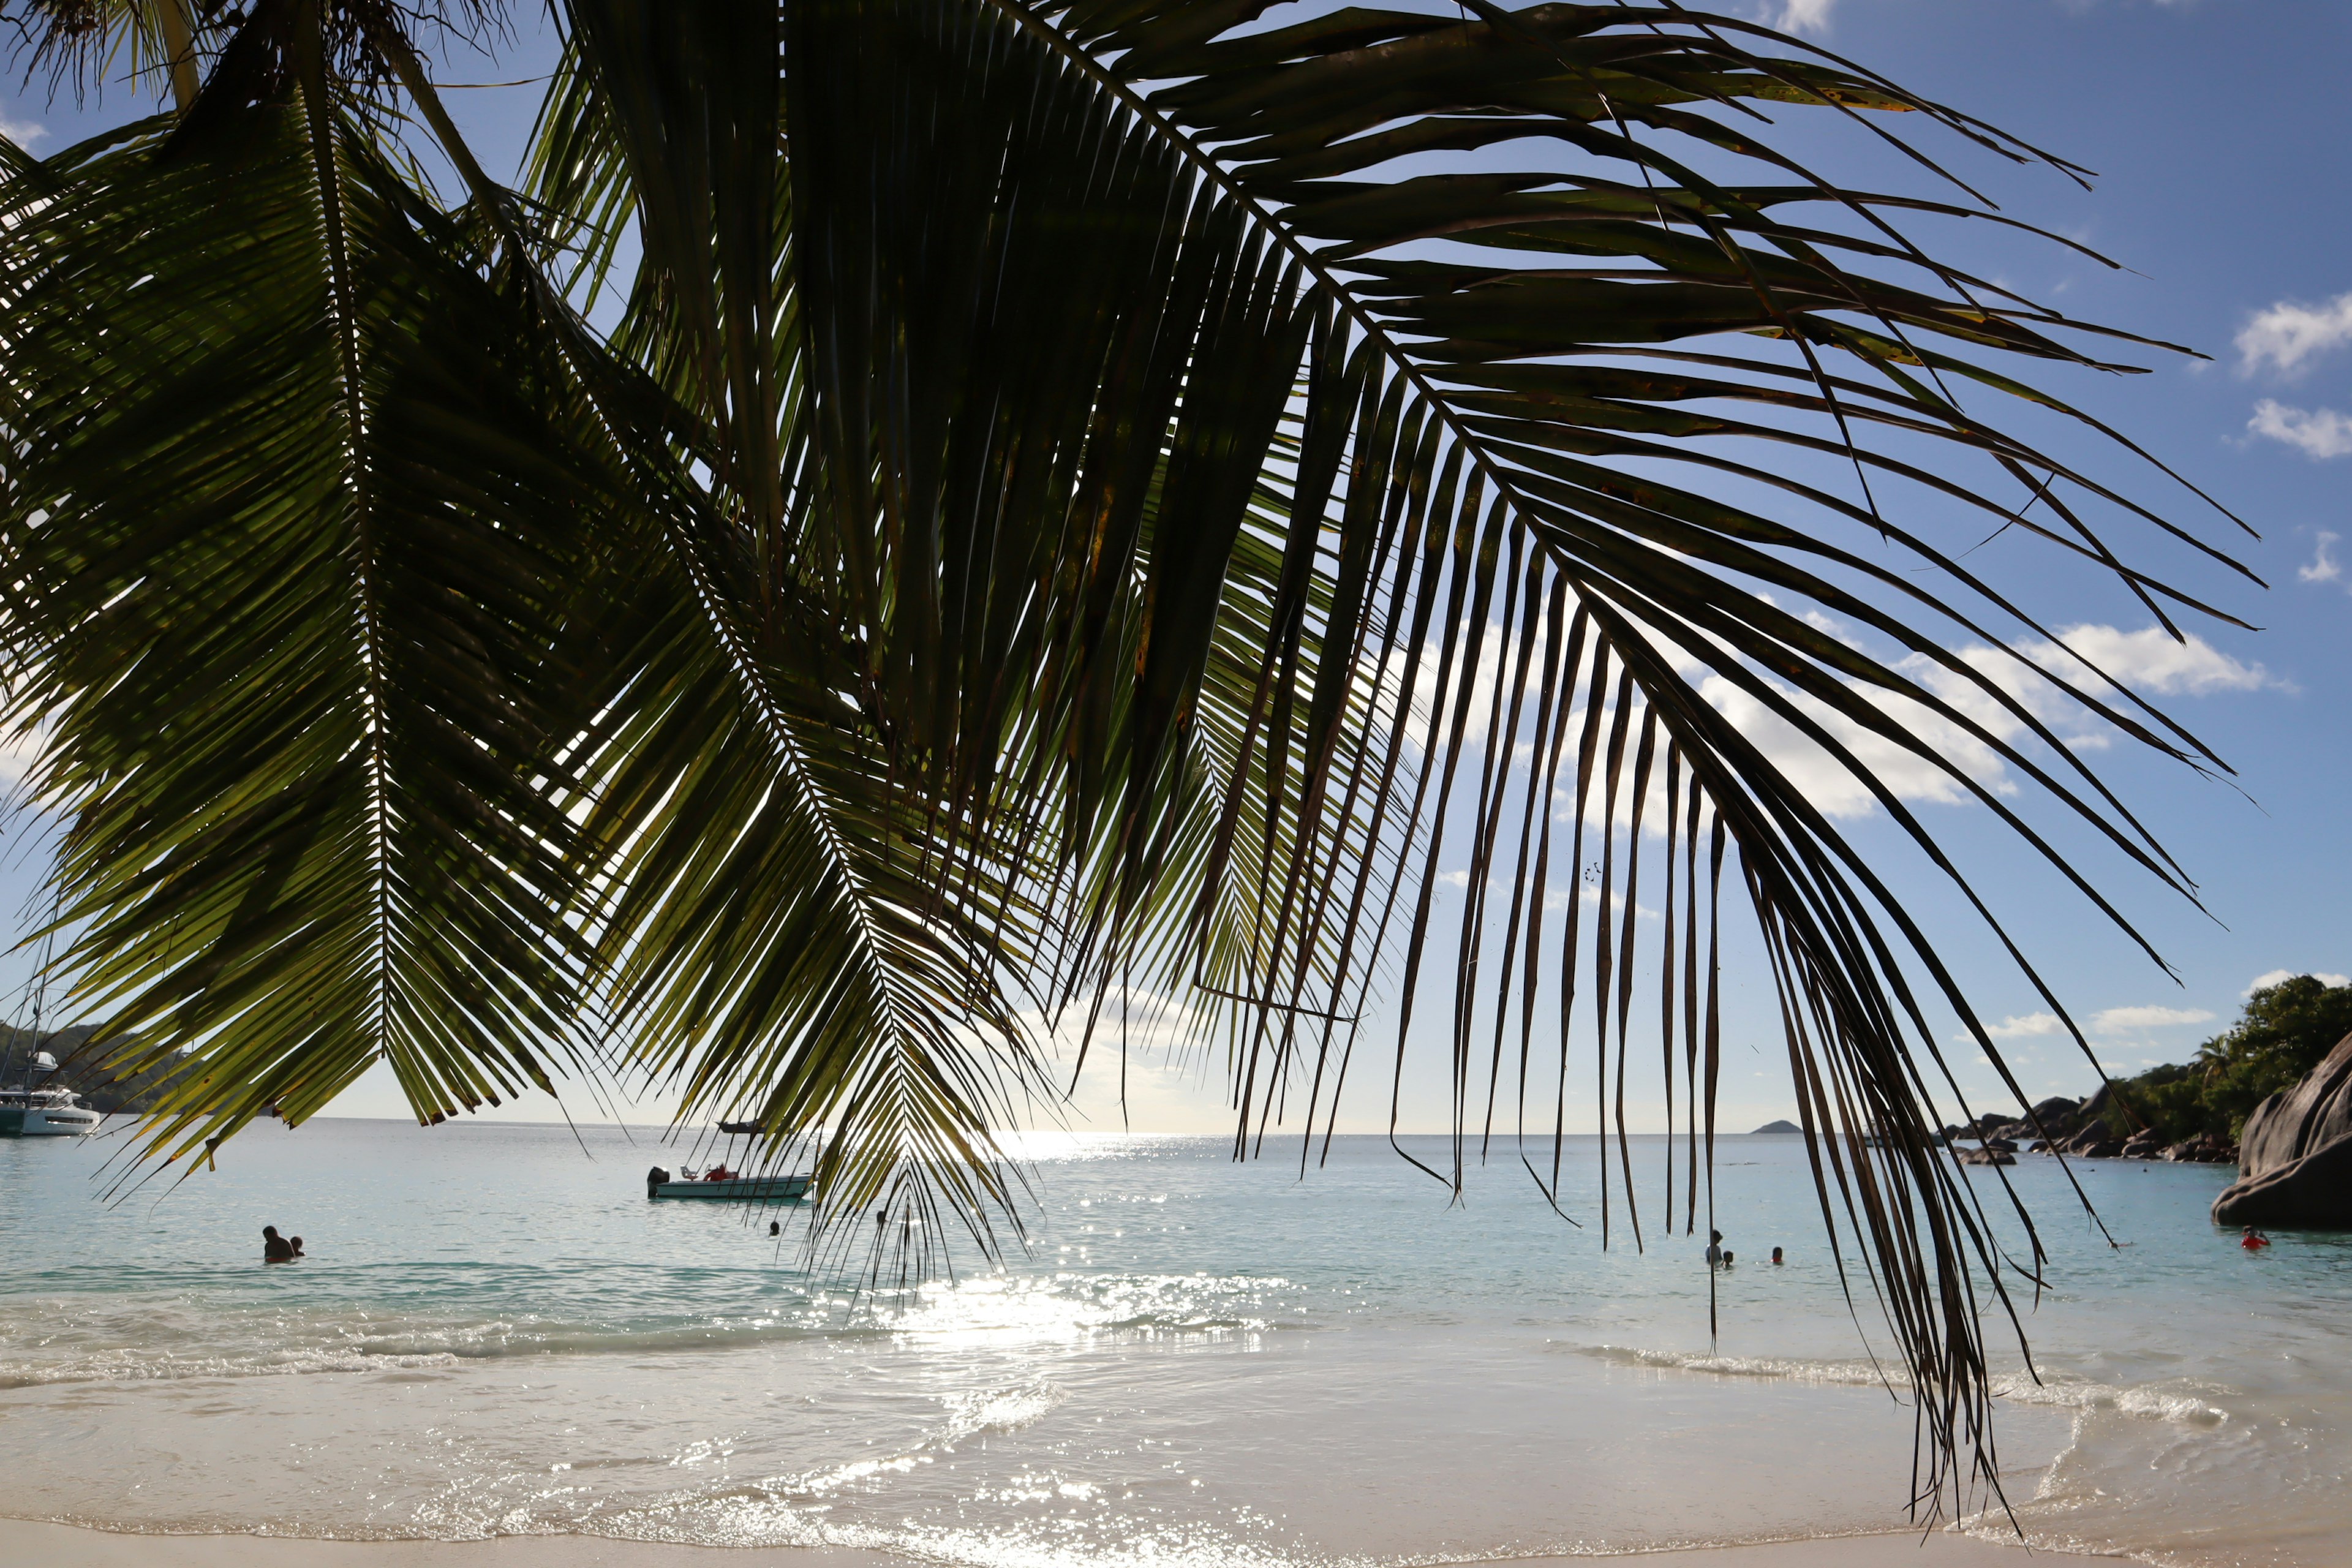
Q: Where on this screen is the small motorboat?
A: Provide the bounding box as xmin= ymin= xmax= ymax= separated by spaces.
xmin=646 ymin=1167 xmax=813 ymax=1202
xmin=646 ymin=1120 xmax=810 ymax=1202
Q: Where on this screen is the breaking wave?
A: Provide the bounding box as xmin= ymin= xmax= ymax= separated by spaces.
xmin=1574 ymin=1343 xmax=2228 ymax=1425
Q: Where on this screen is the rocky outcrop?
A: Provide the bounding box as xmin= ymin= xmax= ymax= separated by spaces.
xmin=1943 ymin=1087 xmax=2240 ymax=1165
xmin=1749 ymin=1119 xmax=1803 ymax=1135
xmin=2212 ymin=1031 xmax=2352 ymax=1227
xmin=2026 ymin=1095 xmax=2084 ymax=1137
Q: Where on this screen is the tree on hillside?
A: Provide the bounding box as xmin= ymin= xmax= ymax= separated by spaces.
xmin=2100 ymin=976 xmax=2352 ymax=1146
xmin=2197 ymin=975 xmax=2352 ymax=1132
xmin=0 ymin=0 xmax=2252 ymax=1503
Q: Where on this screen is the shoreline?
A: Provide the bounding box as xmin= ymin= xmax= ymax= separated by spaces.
xmin=1 ymin=1519 xmax=2108 ymax=1567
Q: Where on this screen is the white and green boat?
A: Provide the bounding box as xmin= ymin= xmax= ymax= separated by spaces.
xmin=646 ymin=1168 xmax=813 ymax=1202
xmin=646 ymin=1121 xmax=811 ymax=1201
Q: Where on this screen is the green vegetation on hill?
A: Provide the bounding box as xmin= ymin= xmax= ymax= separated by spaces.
xmin=2105 ymin=976 xmax=2352 ymax=1145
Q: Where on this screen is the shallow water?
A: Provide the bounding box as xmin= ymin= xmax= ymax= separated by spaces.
xmin=0 ymin=1121 xmax=2343 ymax=1565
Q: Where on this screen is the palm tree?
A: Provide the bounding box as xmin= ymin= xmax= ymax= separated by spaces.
xmin=0 ymin=0 xmax=2250 ymax=1502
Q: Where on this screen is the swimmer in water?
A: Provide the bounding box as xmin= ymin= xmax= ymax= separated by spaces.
xmin=2241 ymin=1226 xmax=2271 ymax=1251
xmin=1771 ymin=1246 xmax=1784 ymax=1265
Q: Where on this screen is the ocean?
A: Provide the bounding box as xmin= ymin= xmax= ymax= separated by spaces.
xmin=1 ymin=1121 xmax=2344 ymax=1566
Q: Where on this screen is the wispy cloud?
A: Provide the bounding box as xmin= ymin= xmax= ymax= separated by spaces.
xmin=2248 ymin=399 xmax=2352 ymax=459
xmin=2237 ymin=292 xmax=2352 ymax=376
xmin=1980 ymin=1011 xmax=2065 ymax=1041
xmin=0 ymin=115 xmax=46 ymax=148
xmin=2091 ymin=1005 xmax=2213 ymax=1034
xmin=2247 ymin=968 xmax=2350 ymax=995
xmin=2302 ymin=531 xmax=2345 ymax=587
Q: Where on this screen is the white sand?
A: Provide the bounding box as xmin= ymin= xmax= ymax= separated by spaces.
xmin=2 ymin=1521 xmax=894 ymax=1566
xmin=4 ymin=1518 xmax=2086 ymax=1567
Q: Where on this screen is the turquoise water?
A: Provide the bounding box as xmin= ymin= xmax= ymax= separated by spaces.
xmin=1 ymin=1121 xmax=2345 ymax=1565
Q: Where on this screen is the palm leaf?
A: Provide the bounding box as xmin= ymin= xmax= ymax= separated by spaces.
xmin=0 ymin=0 xmax=2255 ymax=1506
xmin=0 ymin=2 xmax=613 ymax=1163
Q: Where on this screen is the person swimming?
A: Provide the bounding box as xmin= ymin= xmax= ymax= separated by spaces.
xmin=1771 ymin=1246 xmax=1784 ymax=1265
xmin=2241 ymin=1226 xmax=2271 ymax=1251
xmin=289 ymin=1236 xmax=306 ymax=1258
xmin=1705 ymin=1229 xmax=1723 ymax=1267
xmin=262 ymin=1225 xmax=293 ymax=1264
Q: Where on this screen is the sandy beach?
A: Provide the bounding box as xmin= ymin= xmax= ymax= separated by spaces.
xmin=4 ymin=1519 xmax=2090 ymax=1568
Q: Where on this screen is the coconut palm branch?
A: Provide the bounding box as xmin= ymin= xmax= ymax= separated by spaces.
xmin=0 ymin=0 xmax=2252 ymax=1507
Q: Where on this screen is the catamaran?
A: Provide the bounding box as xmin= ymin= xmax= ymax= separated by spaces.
xmin=0 ymin=1048 xmax=101 ymax=1137
xmin=0 ymin=1081 xmax=101 ymax=1137
xmin=1 ymin=914 xmax=99 ymax=1137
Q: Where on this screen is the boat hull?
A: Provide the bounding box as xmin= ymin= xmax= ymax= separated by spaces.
xmin=648 ymin=1175 xmax=811 ymax=1202
xmin=0 ymin=1102 xmax=100 ymax=1137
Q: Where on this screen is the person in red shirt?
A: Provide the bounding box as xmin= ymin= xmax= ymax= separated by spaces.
xmin=2241 ymin=1226 xmax=2271 ymax=1250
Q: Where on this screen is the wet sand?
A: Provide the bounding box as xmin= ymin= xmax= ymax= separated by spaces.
xmin=5 ymin=1518 xmax=2088 ymax=1567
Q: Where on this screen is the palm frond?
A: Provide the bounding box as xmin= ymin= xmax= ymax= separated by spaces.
xmin=0 ymin=3 xmax=612 ymax=1164
xmin=0 ymin=0 xmax=2255 ymax=1511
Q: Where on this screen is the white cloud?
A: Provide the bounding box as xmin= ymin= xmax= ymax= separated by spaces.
xmin=2090 ymin=1005 xmax=2213 ymax=1034
xmin=0 ymin=116 xmax=45 ymax=148
xmin=2236 ymin=292 xmax=2352 ymax=376
xmin=1983 ymin=1011 xmax=2065 ymax=1040
xmin=2248 ymin=399 xmax=2352 ymax=459
xmin=1769 ymin=0 xmax=1839 ymax=32
xmin=2245 ymin=969 xmax=2351 ymax=995
xmin=1398 ymin=622 xmax=1528 ymax=755
xmin=2032 ymin=624 xmax=2274 ymax=697
xmin=1689 ymin=622 xmax=2269 ymax=822
xmin=1700 ymin=673 xmax=2015 ymax=820
xmin=2302 ymin=531 xmax=2345 ymax=587
xmin=0 ymin=724 xmax=44 ymax=788
xmin=1410 ymin=617 xmax=2270 ymax=833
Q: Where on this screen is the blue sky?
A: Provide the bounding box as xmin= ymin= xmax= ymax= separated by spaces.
xmin=1 ymin=1 xmax=2348 ymax=1152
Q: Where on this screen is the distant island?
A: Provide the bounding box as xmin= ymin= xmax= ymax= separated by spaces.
xmin=1751 ymin=1119 xmax=1803 ymax=1134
